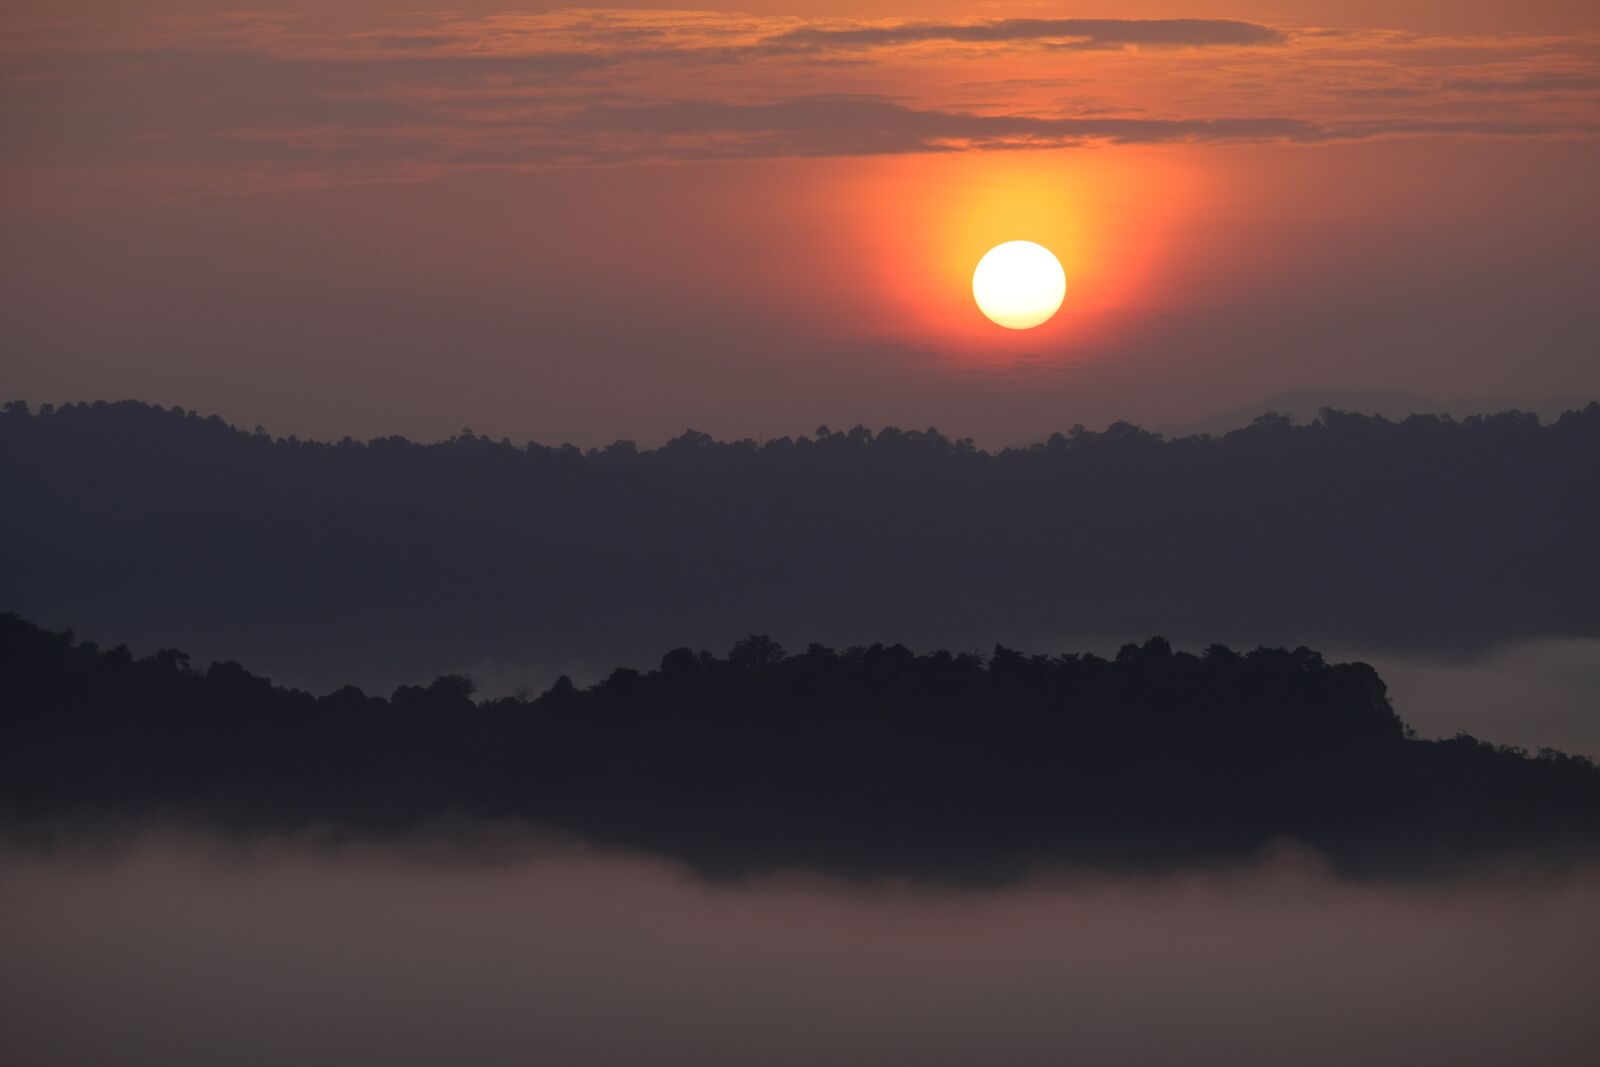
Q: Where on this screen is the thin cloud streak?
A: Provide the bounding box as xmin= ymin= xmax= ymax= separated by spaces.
xmin=766 ymin=17 xmax=1285 ymax=50
xmin=565 ymin=96 xmax=1593 ymax=156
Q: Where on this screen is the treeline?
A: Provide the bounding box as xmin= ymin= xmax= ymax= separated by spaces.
xmin=3 ymin=613 xmax=1596 ymax=880
xmin=2 ymin=399 xmax=1598 ymax=690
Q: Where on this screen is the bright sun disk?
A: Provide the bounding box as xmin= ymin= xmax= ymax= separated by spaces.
xmin=972 ymin=240 xmax=1066 ymax=330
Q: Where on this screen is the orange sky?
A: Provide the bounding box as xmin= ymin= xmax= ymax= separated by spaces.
xmin=2 ymin=3 xmax=1597 ymax=443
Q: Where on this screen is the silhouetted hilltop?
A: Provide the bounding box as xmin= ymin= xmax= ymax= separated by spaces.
xmin=3 ymin=613 xmax=1596 ymax=880
xmin=1163 ymin=387 xmax=1449 ymax=437
xmin=3 ymin=399 xmax=1598 ymax=690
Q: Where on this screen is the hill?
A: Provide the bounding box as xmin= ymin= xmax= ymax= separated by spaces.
xmin=3 ymin=399 xmax=1597 ymax=690
xmin=3 ymin=613 xmax=1596 ymax=880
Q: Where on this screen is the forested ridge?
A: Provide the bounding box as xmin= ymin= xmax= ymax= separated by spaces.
xmin=3 ymin=399 xmax=1597 ymax=690
xmin=4 ymin=613 xmax=1596 ymax=881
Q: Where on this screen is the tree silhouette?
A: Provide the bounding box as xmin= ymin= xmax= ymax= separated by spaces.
xmin=2 ymin=399 xmax=1595 ymax=690
xmin=3 ymin=612 xmax=1595 ymax=881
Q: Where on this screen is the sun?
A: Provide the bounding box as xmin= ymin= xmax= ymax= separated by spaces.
xmin=972 ymin=241 xmax=1067 ymax=330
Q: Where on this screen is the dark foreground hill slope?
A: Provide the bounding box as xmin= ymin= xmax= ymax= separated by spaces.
xmin=2 ymin=400 xmax=1598 ymax=689
xmin=3 ymin=614 xmax=1596 ymax=881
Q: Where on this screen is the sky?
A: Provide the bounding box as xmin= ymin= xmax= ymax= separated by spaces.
xmin=3 ymin=1 xmax=1598 ymax=445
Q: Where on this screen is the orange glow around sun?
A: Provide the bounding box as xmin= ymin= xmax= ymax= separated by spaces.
xmin=846 ymin=149 xmax=1199 ymax=363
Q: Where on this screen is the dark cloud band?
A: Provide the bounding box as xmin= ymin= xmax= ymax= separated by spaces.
xmin=767 ymin=18 xmax=1285 ymax=51
xmin=565 ymin=95 xmax=1579 ymax=159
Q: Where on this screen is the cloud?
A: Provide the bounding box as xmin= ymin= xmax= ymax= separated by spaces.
xmin=765 ymin=18 xmax=1285 ymax=51
xmin=566 ymin=96 xmax=1322 ymax=157
xmin=553 ymin=95 xmax=1600 ymax=165
xmin=2 ymin=10 xmax=1596 ymax=193
xmin=1442 ymin=72 xmax=1600 ymax=93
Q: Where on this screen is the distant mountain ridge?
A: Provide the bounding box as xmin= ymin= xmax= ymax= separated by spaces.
xmin=2 ymin=398 xmax=1598 ymax=690
xmin=1156 ymin=388 xmax=1550 ymax=439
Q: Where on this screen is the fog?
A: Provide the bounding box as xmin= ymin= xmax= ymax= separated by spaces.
xmin=1356 ymin=638 xmax=1600 ymax=758
xmin=2 ymin=832 xmax=1596 ymax=1066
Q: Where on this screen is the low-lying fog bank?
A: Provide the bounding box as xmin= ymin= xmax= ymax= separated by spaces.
xmin=2 ymin=831 xmax=1596 ymax=1067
